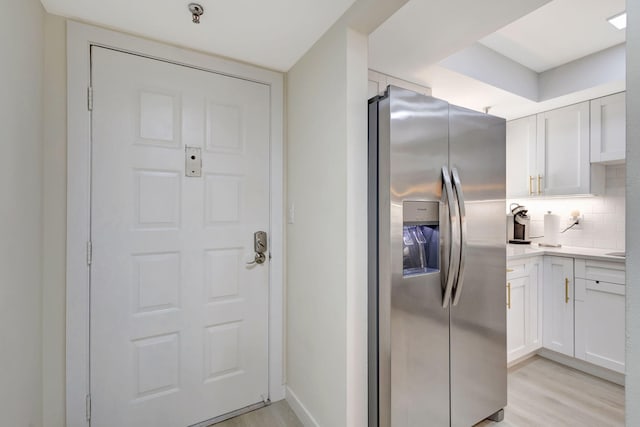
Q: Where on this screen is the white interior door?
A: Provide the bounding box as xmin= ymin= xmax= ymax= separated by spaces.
xmin=90 ymin=46 xmax=270 ymax=427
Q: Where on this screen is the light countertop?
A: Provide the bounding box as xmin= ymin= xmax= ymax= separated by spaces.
xmin=507 ymin=243 xmax=625 ymax=263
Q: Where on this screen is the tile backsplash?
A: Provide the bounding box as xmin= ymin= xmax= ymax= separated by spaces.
xmin=508 ymin=165 xmax=625 ymax=250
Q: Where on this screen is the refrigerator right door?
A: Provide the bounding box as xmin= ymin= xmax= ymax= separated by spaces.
xmin=448 ymin=105 xmax=507 ymax=427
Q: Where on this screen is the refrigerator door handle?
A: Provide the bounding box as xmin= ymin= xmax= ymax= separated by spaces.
xmin=442 ymin=166 xmax=460 ymax=308
xmin=451 ymin=168 xmax=467 ymax=306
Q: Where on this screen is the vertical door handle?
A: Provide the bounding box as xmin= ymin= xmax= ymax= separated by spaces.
xmin=565 ymin=278 xmax=570 ymax=304
xmin=441 ymin=166 xmax=460 ymax=309
xmin=507 ymin=282 xmax=511 ymax=309
xmin=529 ymin=176 xmax=534 ymax=195
xmin=451 ymin=168 xmax=467 ymax=307
xmin=537 ymin=174 xmax=543 ymax=195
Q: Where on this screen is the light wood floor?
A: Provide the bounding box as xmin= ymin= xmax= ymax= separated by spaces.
xmin=211 ymin=356 xmax=624 ymax=427
xmin=475 ymin=356 xmax=624 ymax=427
xmin=210 ymin=400 xmax=303 ymax=427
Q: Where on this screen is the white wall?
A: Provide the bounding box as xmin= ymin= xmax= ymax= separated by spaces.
xmin=367 ymin=69 xmax=432 ymax=98
xmin=42 ymin=14 xmax=67 ymax=427
xmin=345 ymin=28 xmax=368 ymax=427
xmin=286 ymin=22 xmax=351 ymax=426
xmin=439 ymin=43 xmax=539 ymax=101
xmin=0 ymin=0 xmax=45 ymax=425
xmin=539 ymin=44 xmax=626 ymax=101
xmin=509 ymin=165 xmax=626 ymax=250
xmin=626 ymin=0 xmax=640 ymax=424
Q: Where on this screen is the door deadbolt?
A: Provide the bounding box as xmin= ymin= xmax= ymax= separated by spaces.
xmin=254 ymin=231 xmax=267 ymax=254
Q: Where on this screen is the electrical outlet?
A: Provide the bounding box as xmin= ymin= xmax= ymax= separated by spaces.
xmin=569 ymin=213 xmax=583 ymax=230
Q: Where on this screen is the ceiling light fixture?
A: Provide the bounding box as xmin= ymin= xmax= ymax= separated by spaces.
xmin=189 ymin=3 xmax=204 ymax=24
xmin=607 ymin=11 xmax=627 ymax=30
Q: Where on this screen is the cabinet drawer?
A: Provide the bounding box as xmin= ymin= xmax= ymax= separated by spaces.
xmin=507 ymin=261 xmax=528 ymax=278
xmin=575 ymin=278 xmax=625 ymax=302
xmin=574 ymin=259 xmax=625 ymax=284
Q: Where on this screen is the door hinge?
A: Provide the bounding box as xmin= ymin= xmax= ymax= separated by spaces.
xmin=85 ymin=394 xmax=91 ymax=421
xmin=87 ymin=241 xmax=92 ymax=265
xmin=87 ymin=86 xmax=93 ymax=111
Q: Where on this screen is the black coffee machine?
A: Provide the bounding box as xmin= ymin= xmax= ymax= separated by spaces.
xmin=507 ymin=203 xmax=531 ymax=244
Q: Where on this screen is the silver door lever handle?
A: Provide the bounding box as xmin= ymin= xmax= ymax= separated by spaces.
xmin=246 ymin=252 xmax=266 ymax=265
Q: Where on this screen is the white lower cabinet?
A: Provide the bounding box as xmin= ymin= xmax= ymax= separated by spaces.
xmin=507 ymin=257 xmax=542 ymax=363
xmin=574 ymin=259 xmax=626 ymax=373
xmin=542 ymin=256 xmax=575 ymax=357
xmin=507 ymin=253 xmax=627 ymax=374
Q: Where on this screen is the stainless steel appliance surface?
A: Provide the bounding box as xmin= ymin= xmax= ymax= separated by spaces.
xmin=368 ymin=86 xmax=507 ymax=427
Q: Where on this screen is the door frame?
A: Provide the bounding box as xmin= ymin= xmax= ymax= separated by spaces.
xmin=66 ymin=21 xmax=285 ymax=427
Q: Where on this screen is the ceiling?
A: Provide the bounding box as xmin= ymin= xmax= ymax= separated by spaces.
xmin=369 ymin=0 xmax=627 ymax=119
xmin=480 ymin=0 xmax=625 ymax=72
xmin=368 ymin=0 xmax=551 ymax=83
xmin=39 ymin=0 xmax=356 ymax=71
xmin=41 ymin=0 xmax=627 ymax=118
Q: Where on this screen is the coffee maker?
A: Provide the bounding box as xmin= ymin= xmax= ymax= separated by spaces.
xmin=507 ymin=203 xmax=531 ymax=244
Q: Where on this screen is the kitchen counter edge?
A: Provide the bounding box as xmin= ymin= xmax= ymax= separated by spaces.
xmin=507 ymin=244 xmax=625 ymax=263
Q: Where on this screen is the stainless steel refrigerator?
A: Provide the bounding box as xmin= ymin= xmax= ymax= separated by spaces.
xmin=368 ymin=86 xmax=507 ymax=427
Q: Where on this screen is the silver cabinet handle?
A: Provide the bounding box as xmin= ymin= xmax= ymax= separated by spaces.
xmin=441 ymin=166 xmax=460 ymax=308
xmin=451 ymin=168 xmax=467 ymax=307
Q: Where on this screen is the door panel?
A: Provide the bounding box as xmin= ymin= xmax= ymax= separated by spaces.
xmin=449 ymin=105 xmax=506 ymax=427
xmin=506 ymin=115 xmax=537 ymax=198
xmin=543 ymin=256 xmax=574 ymax=356
xmin=507 ymin=277 xmax=526 ymax=358
xmin=90 ymin=47 xmax=270 ymax=427
xmin=537 ymin=102 xmax=590 ymax=195
xmin=385 ymin=87 xmax=451 ymax=427
xmin=575 ymin=279 xmax=625 ymax=373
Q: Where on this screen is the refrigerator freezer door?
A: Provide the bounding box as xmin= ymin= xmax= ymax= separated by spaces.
xmin=388 ymin=88 xmax=450 ymax=427
xmin=370 ymin=86 xmax=452 ymax=427
xmin=448 ymin=105 xmax=507 ymax=426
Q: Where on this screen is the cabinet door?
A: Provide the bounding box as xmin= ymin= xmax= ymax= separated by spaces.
xmin=537 ymin=102 xmax=590 ymax=195
xmin=591 ymin=92 xmax=625 ymax=164
xmin=543 ymin=256 xmax=574 ymax=357
xmin=575 ymin=279 xmax=625 ymax=373
xmin=527 ymin=257 xmax=543 ymax=350
xmin=507 ymin=276 xmax=527 ymax=362
xmin=506 ymin=115 xmax=537 ymax=197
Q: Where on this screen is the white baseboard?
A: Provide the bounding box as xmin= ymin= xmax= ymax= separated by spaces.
xmin=507 ymin=351 xmax=538 ymax=369
xmin=537 ymin=348 xmax=625 ymax=386
xmin=271 ymin=384 xmax=286 ymax=402
xmin=286 ymin=386 xmax=320 ymax=427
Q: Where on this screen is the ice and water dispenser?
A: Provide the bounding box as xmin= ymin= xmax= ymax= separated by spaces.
xmin=403 ymin=201 xmax=440 ymax=276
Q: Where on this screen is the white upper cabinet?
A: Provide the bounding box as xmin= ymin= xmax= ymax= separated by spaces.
xmin=506 ymin=98 xmax=611 ymax=197
xmin=537 ymin=102 xmax=603 ymax=196
xmin=590 ymin=92 xmax=626 ymax=164
xmin=506 ymin=116 xmax=537 ymax=198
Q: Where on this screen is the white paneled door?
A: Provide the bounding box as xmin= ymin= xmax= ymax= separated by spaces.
xmin=90 ymin=47 xmax=270 ymax=427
